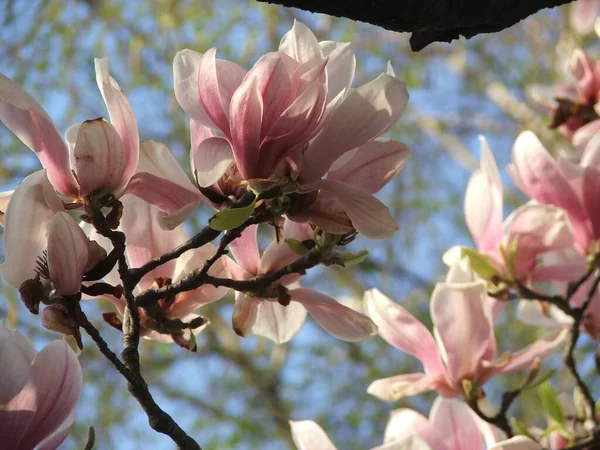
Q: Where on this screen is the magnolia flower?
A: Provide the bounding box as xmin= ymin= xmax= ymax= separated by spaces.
xmin=0 ymin=59 xmax=201 ymax=290
xmin=88 ymin=195 xmax=227 ymax=346
xmin=364 ymin=260 xmax=568 ymax=401
xmin=0 ymin=321 xmax=82 ymax=449
xmin=382 ymin=397 xmax=500 ymax=450
xmin=174 ymin=20 xmax=409 ymax=238
xmin=446 ymin=137 xmax=574 ymax=283
xmin=227 ymin=220 xmax=377 ymax=343
xmin=509 ymin=131 xmax=600 ymax=255
xmin=290 ymin=420 xmax=428 ymax=450
xmin=571 ymin=0 xmax=599 ymax=34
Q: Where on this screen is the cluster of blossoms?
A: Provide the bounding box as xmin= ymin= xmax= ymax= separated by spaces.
xmin=1 ymin=18 xmax=600 ymax=450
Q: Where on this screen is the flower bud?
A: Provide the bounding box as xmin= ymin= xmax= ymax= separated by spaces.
xmin=42 ymin=304 xmax=78 ymax=337
xmin=19 ymin=277 xmax=50 ymax=314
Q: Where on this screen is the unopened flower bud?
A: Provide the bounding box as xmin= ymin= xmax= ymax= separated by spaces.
xmin=19 ymin=277 xmax=50 ymax=314
xmin=42 ymin=304 xmax=78 ymax=337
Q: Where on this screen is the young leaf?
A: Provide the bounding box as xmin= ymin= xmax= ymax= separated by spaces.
xmin=209 ymin=197 xmax=257 ymax=231
xmin=538 ymin=381 xmax=564 ymax=424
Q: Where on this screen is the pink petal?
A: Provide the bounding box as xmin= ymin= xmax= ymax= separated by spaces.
xmin=279 ymin=20 xmax=324 ymax=63
xmin=125 ymin=171 xmax=202 ymax=214
xmin=487 ymin=436 xmax=543 ymax=450
xmin=289 ymin=420 xmax=337 ymax=450
xmin=572 ymin=119 xmax=600 ymax=151
xmin=232 ymin=293 xmax=260 ymax=337
xmin=571 ymin=0 xmax=599 ymax=34
xmin=319 ymin=41 xmax=355 ymax=104
xmin=365 ymin=289 xmax=443 ymax=373
xmin=198 ymin=48 xmax=246 ymax=136
xmin=47 ymin=212 xmax=89 ymax=296
xmin=94 ymin=58 xmax=139 ymax=190
xmin=229 ymin=76 xmax=264 ymax=179
xmin=569 ymin=49 xmax=600 ymax=101
xmin=383 ymin=408 xmax=430 ymax=443
xmin=173 ymin=49 xmax=217 ymax=128
xmin=228 ymin=224 xmax=261 ymax=274
xmin=301 ymin=72 xmax=409 ymax=183
xmin=583 ymin=167 xmax=600 ymax=238
xmin=0 ymin=323 xmax=36 ymax=448
xmin=192 ymin=137 xmax=235 ymax=187
xmin=73 ymin=118 xmax=126 ymax=196
xmin=372 ymin=436 xmax=433 ymax=450
xmin=0 ymin=74 xmax=77 ymax=197
xmin=118 ymin=194 xmax=186 ymax=289
xmin=327 ymin=139 xmax=410 ymax=194
xmin=137 ymin=140 xmax=197 ymax=192
xmin=431 ymin=281 xmax=492 ymax=385
xmin=465 ymin=137 xmax=503 ymax=253
xmin=498 ymin=327 xmax=569 ymax=373
xmin=0 ymin=170 xmax=64 ymax=289
xmin=17 ymin=341 xmax=82 ymax=450
xmin=290 ymin=288 xmax=377 ymax=341
xmin=259 ymin=219 xmax=313 ymax=274
xmin=303 ymin=179 xmax=398 ymax=239
xmin=0 ymin=189 xmax=14 ymax=226
xmin=252 ymin=301 xmax=308 ymax=344
xmin=367 ymin=372 xmax=446 ymax=401
xmin=429 ymin=398 xmax=484 ymax=450
xmin=511 ymin=132 xmax=583 ymax=214
xmin=36 ymin=410 xmax=74 ymax=450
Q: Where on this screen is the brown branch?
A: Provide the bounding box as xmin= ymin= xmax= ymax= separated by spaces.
xmin=255 ymin=0 xmax=574 ymax=51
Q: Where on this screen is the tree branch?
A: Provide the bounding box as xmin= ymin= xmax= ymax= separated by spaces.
xmin=256 ymin=0 xmax=574 ymax=51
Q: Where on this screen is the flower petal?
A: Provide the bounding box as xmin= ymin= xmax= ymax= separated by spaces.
xmin=252 ymin=301 xmax=308 ymax=344
xmin=229 ymin=76 xmax=264 ymax=179
xmin=289 ymin=420 xmax=337 ymax=450
xmin=73 ymin=119 xmax=126 ymax=196
xmin=383 ymin=408 xmax=429 ymax=443
xmin=17 ymin=341 xmax=82 ymax=450
xmin=327 ymin=139 xmax=410 ymax=194
xmin=0 ymin=74 xmax=77 ymax=197
xmin=126 ymin=172 xmax=202 ymax=214
xmin=259 ymin=219 xmax=313 ymax=274
xmin=367 ymin=373 xmax=445 ymax=401
xmin=228 ymin=224 xmax=261 ymax=275
xmin=365 ymin=289 xmax=443 ymax=373
xmin=301 ymin=72 xmax=409 ymax=183
xmin=320 ymin=41 xmax=355 ymax=104
xmin=94 ymin=57 xmax=139 ymax=190
xmin=198 ymin=48 xmax=246 ymax=136
xmin=1 ymin=171 xmax=64 ymax=289
xmin=429 ymin=398 xmax=484 ymax=450
xmin=498 ymin=327 xmax=569 ymax=373
xmin=192 ymin=137 xmax=235 ymax=187
xmin=0 ymin=189 xmax=14 ymax=226
xmin=173 ymin=49 xmax=217 ymax=128
xmin=303 ymin=179 xmax=398 ymax=239
xmin=48 ymin=212 xmax=89 ymax=295
xmin=232 ymin=293 xmax=259 ymax=337
xmin=571 ymin=0 xmax=598 ymax=34
xmin=137 ymin=140 xmax=197 ymax=192
xmin=431 ymin=280 xmax=492 ymax=385
xmin=279 ymin=20 xmax=324 ymax=63
xmin=0 ymin=323 xmax=36 ymax=448
xmin=487 ymin=436 xmax=543 ymax=450
xmin=290 ymin=288 xmax=377 ymax=341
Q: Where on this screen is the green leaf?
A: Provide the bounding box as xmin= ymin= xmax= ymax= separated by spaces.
xmin=460 ymin=248 xmax=500 ymax=279
xmin=522 ymin=368 xmax=556 ymax=392
xmin=538 ymin=381 xmax=564 ymax=424
xmin=209 ymin=197 xmax=257 ymax=231
xmin=510 ymin=417 xmax=534 ymax=439
xmin=285 ymin=238 xmax=310 ymax=256
xmin=341 ymin=249 xmax=369 ymax=265
xmin=188 ymin=332 xmax=197 ymax=352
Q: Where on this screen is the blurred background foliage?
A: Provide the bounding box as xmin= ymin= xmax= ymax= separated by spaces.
xmin=0 ymin=0 xmax=598 ymax=449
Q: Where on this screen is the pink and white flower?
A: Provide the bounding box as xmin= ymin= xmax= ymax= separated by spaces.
xmin=0 ymin=321 xmax=82 ymax=450
xmin=174 ymin=21 xmax=409 ymax=238
xmin=227 ymin=220 xmax=377 ymax=343
xmin=364 ymin=259 xmax=568 ymax=401
xmin=0 ymin=59 xmax=201 ymax=290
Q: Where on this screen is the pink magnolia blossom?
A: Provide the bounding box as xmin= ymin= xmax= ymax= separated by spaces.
xmin=364 ymin=260 xmax=568 ymax=401
xmin=0 ymin=321 xmax=82 ymax=450
xmin=447 ymin=137 xmax=574 ymax=282
xmin=174 ymin=21 xmax=409 ymax=239
xmin=509 ymin=130 xmax=600 ymax=255
xmin=86 ymin=146 xmax=228 ymax=344
xmin=290 ymin=419 xmax=428 ymax=450
xmin=571 ymin=0 xmax=599 ymax=34
xmin=0 ymin=59 xmax=201 ymax=290
xmin=227 ymin=220 xmax=377 ymax=343
xmin=382 ymin=397 xmax=500 ymax=450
